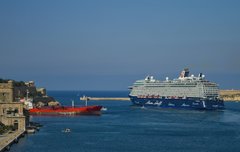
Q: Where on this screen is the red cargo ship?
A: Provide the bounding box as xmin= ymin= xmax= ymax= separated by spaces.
xmin=29 ymin=105 xmax=102 ymax=115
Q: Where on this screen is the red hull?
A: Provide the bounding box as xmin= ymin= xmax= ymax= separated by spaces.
xmin=29 ymin=105 xmax=102 ymax=115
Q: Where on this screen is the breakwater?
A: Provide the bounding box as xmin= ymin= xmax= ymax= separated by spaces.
xmin=80 ymin=97 xmax=130 ymax=101
xmin=80 ymin=90 xmax=240 ymax=102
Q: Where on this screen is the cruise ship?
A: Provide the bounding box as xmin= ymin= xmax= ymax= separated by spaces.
xmin=129 ymin=68 xmax=224 ymax=110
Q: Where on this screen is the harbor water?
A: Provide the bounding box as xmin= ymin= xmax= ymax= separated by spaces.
xmin=8 ymin=91 xmax=240 ymax=152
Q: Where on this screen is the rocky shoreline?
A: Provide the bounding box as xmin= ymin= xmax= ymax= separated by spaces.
xmin=33 ymin=96 xmax=60 ymax=107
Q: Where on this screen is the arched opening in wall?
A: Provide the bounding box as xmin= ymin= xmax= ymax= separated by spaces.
xmin=13 ymin=120 xmax=18 ymax=130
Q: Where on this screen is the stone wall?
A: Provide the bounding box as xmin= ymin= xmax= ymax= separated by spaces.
xmin=0 ymin=102 xmax=26 ymax=130
xmin=0 ymin=81 xmax=14 ymax=103
xmin=0 ymin=80 xmax=29 ymax=131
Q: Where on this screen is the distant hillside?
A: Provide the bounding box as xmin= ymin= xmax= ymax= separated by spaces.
xmin=220 ymin=90 xmax=240 ymax=101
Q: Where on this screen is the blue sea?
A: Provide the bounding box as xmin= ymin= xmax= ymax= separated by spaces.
xmin=9 ymin=91 xmax=240 ymax=152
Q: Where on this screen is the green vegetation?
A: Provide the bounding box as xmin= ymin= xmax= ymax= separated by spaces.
xmin=14 ymin=81 xmax=26 ymax=87
xmin=0 ymin=78 xmax=26 ymax=87
xmin=0 ymin=78 xmax=11 ymax=83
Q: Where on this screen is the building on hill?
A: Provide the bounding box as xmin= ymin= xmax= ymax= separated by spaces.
xmin=37 ymin=88 xmax=47 ymax=96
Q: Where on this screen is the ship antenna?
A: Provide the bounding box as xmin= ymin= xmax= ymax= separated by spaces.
xmin=85 ymin=98 xmax=88 ymax=106
xmin=72 ymin=100 xmax=75 ymax=108
xmin=83 ymin=95 xmax=88 ymax=106
xmin=26 ymin=89 xmax=29 ymax=101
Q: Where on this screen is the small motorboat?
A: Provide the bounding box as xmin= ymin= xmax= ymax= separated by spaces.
xmin=62 ymin=128 xmax=71 ymax=133
xmin=101 ymin=107 xmax=107 ymax=111
xmin=26 ymin=127 xmax=36 ymax=134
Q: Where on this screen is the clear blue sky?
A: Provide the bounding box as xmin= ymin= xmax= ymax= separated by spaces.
xmin=0 ymin=0 xmax=240 ymax=90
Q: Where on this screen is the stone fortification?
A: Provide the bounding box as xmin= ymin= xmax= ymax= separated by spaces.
xmin=0 ymin=80 xmax=27 ymax=132
xmin=220 ymin=90 xmax=240 ymax=101
xmin=0 ymin=80 xmax=14 ymax=103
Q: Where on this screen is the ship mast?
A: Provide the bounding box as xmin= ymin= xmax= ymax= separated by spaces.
xmin=72 ymin=100 xmax=75 ymax=108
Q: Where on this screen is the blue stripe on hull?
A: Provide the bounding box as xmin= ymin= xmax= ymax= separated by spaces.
xmin=129 ymin=96 xmax=224 ymax=110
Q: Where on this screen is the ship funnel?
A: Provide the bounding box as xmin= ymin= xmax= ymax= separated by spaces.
xmin=184 ymin=68 xmax=189 ymax=77
xmin=179 ymin=68 xmax=189 ymax=78
xmin=145 ymin=76 xmax=150 ymax=81
xmin=198 ymin=73 xmax=202 ymax=77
